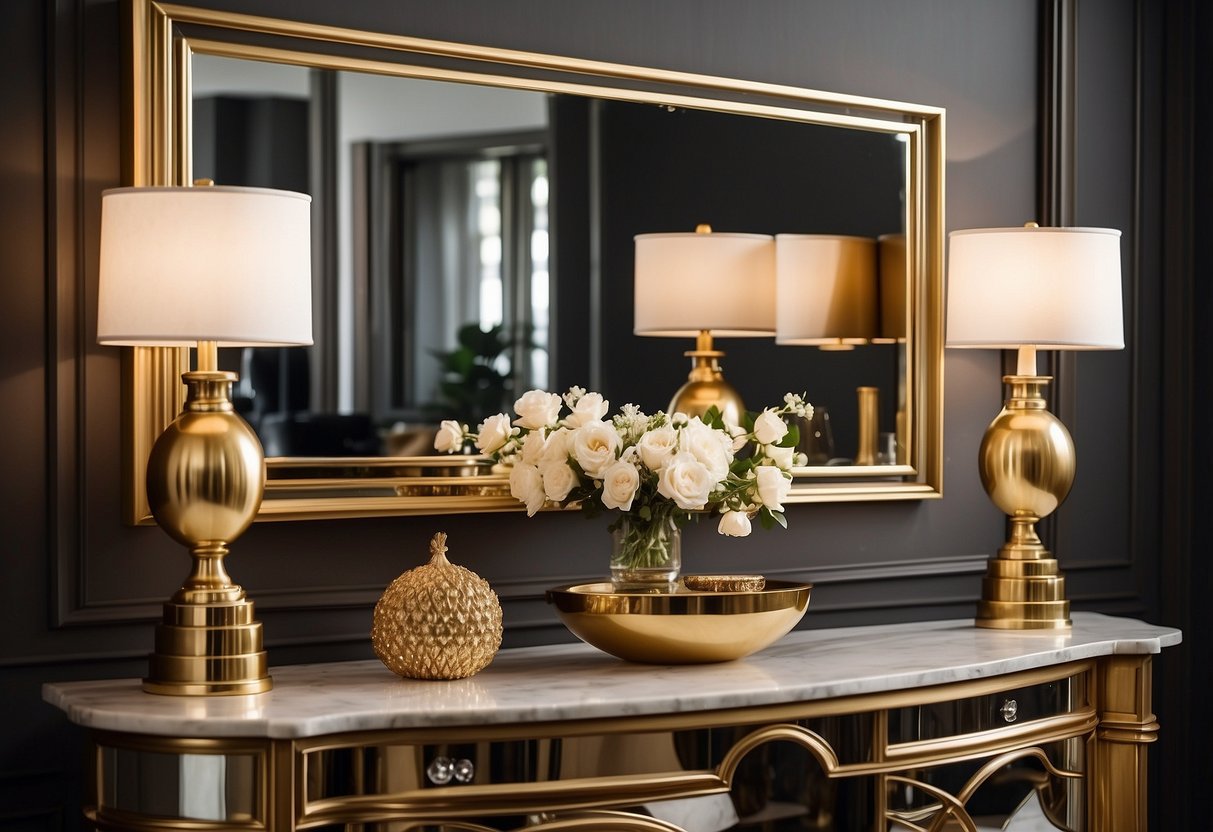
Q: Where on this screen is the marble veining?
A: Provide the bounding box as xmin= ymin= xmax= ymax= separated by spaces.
xmin=43 ymin=612 xmax=1180 ymax=739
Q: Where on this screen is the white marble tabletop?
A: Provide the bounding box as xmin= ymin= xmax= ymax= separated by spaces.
xmin=43 ymin=612 xmax=1179 ymax=740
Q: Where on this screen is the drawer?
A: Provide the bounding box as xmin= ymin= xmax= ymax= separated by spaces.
xmin=304 ymin=713 xmax=879 ymax=804
xmin=887 ymin=673 xmax=1086 ymax=744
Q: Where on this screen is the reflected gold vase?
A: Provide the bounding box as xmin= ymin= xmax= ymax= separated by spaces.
xmin=976 ymin=375 xmax=1075 ymax=630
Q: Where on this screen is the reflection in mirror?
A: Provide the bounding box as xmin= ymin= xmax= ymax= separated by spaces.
xmin=192 ymin=57 xmax=552 ymax=455
xmin=123 ymin=5 xmax=943 ymax=520
xmin=191 ymin=55 xmax=907 ymax=465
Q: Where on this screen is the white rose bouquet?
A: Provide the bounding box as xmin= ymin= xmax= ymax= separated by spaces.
xmin=435 ymin=387 xmax=812 ymax=581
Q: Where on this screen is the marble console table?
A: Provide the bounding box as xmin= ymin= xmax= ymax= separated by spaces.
xmin=45 ymin=612 xmax=1179 ymax=831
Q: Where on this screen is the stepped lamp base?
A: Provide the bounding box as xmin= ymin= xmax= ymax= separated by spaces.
xmin=976 ymin=541 xmax=1072 ymax=630
xmin=143 ymin=594 xmax=271 ymax=695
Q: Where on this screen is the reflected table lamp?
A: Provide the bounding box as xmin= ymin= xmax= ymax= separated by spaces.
xmin=774 ymin=234 xmax=877 ymax=351
xmin=634 ymin=225 xmax=775 ymax=425
xmin=946 ymin=223 xmax=1123 ymax=630
xmin=98 ymin=184 xmax=312 ymax=693
xmin=776 ymin=235 xmax=881 ymax=464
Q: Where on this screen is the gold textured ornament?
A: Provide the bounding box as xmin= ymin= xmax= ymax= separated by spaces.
xmin=372 ymin=532 xmax=503 ymax=679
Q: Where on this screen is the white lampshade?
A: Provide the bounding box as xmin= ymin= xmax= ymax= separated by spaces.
xmin=775 ymin=234 xmax=877 ymax=346
xmin=633 ymin=230 xmax=775 ymax=336
xmin=98 ymin=185 xmax=313 ymax=346
xmin=946 ymin=226 xmax=1123 ymax=350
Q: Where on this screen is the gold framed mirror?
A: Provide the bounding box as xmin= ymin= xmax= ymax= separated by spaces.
xmin=122 ymin=0 xmax=943 ymax=524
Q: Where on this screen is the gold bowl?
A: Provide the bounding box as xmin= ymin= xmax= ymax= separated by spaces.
xmin=545 ymin=579 xmax=812 ymax=664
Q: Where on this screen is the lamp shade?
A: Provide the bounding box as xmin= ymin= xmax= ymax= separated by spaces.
xmin=98 ymin=185 xmax=313 ymax=346
xmin=775 ymin=234 xmax=877 ymax=345
xmin=633 ymin=230 xmax=775 ymax=337
xmin=946 ymin=226 xmax=1123 ymax=350
xmin=877 ymin=233 xmax=907 ymax=342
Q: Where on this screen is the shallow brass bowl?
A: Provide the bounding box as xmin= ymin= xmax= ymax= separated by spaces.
xmin=545 ymin=579 xmax=812 ymax=664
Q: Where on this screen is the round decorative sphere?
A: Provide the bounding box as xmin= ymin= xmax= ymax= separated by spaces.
xmin=978 ymin=406 xmax=1075 ymax=519
xmin=372 ymin=533 xmax=503 ymax=680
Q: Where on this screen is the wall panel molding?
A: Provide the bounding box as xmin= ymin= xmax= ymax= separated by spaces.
xmin=1037 ymin=0 xmax=1156 ymax=616
xmin=46 ymin=0 xmax=89 ymax=628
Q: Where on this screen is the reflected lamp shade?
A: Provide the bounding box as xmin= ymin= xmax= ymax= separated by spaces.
xmin=98 ymin=185 xmax=313 ymax=347
xmin=877 ymin=233 xmax=907 ymax=342
xmin=633 ymin=231 xmax=775 ymax=337
xmin=775 ymin=234 xmax=877 ymax=346
xmin=945 ymin=226 xmax=1123 ymax=350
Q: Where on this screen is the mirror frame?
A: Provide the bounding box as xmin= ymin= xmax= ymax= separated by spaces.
xmin=121 ymin=0 xmax=944 ymax=524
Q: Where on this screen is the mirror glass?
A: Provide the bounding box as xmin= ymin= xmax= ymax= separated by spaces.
xmin=123 ymin=3 xmax=942 ymax=521
xmin=191 ymin=55 xmax=906 ymax=466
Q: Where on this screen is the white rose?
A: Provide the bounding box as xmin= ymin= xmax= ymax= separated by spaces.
xmin=727 ymin=422 xmax=749 ymax=452
xmin=753 ymin=409 xmax=789 ymax=445
xmin=717 ymin=510 xmax=753 ymax=537
xmin=518 ymin=429 xmax=548 ymax=466
xmin=508 ymin=462 xmax=546 ymax=516
xmin=513 ymin=389 xmax=563 ymax=429
xmin=539 ymin=427 xmax=573 ymax=468
xmin=571 ymin=420 xmax=620 ymax=478
xmin=657 ymin=452 xmax=714 ymax=510
xmin=433 ymin=420 xmax=465 ymax=453
xmin=542 ymin=461 xmax=579 ymax=502
xmin=679 ymin=417 xmax=734 ymax=482
xmin=475 ymin=413 xmax=518 ymax=454
xmin=563 ymin=391 xmax=609 ymax=428
xmin=764 ymin=443 xmax=795 ymax=470
xmin=755 ymin=465 xmax=791 ymax=512
xmin=637 ymin=425 xmax=679 ymax=471
xmin=600 ymin=459 xmax=640 ymax=511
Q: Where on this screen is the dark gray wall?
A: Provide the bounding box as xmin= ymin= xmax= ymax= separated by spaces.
xmin=2 ymin=1 xmax=1202 ymax=829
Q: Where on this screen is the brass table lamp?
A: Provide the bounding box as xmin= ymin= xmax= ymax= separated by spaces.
xmin=633 ymin=225 xmax=775 ymax=424
xmin=98 ymin=184 xmax=312 ymax=693
xmin=946 ymin=224 xmax=1123 ymax=630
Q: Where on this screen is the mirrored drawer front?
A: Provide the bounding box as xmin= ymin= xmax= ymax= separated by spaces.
xmin=305 ymin=715 xmax=874 ymax=803
xmin=98 ymin=746 xmax=262 ymax=823
xmin=887 ymin=674 xmax=1085 ymax=744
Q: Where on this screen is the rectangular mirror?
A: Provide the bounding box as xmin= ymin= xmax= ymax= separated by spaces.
xmin=122 ymin=1 xmax=944 ymax=523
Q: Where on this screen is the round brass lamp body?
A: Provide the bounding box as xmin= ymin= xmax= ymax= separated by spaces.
xmin=975 ymin=376 xmax=1075 ymax=630
xmin=143 ymin=371 xmax=271 ymax=695
xmin=148 ymin=372 xmax=265 ymax=559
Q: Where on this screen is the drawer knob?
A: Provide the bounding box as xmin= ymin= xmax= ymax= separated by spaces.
xmin=426 ymin=756 xmax=475 ymax=785
xmin=426 ymin=756 xmax=454 ymax=785
xmin=1001 ymin=698 xmax=1019 ymax=723
xmin=453 ymin=758 xmax=475 ymax=784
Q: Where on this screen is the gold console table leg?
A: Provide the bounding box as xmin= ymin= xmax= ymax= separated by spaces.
xmin=1091 ymin=655 xmax=1158 ymax=831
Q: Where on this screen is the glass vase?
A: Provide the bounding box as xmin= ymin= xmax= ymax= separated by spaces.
xmin=610 ymin=514 xmax=681 ymax=590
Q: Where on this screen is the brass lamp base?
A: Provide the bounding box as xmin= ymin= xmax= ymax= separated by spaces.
xmin=144 ymin=596 xmax=270 ymax=695
xmin=143 ymin=369 xmax=272 ymax=695
xmin=975 ymin=517 xmax=1071 ymax=630
xmin=668 ymin=330 xmax=746 ymax=425
xmin=976 ymin=375 xmax=1076 ymax=630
